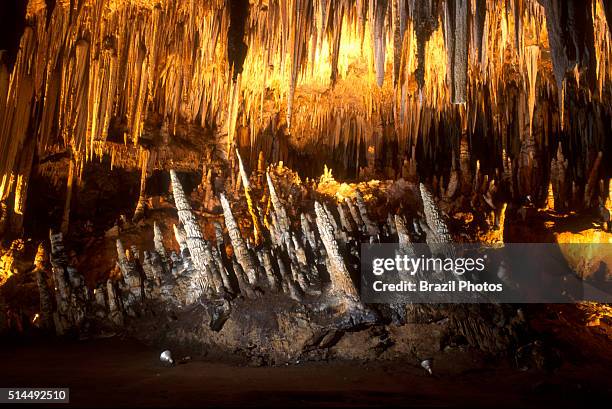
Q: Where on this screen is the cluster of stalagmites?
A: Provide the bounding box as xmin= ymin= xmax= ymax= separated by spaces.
xmin=14 ymin=168 xmax=517 ymax=368
xmin=30 ymin=158 xmax=487 ymax=340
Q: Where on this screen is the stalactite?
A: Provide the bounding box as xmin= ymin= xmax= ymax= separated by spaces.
xmin=373 ymin=0 xmax=389 ymax=87
xmin=525 ymin=45 xmax=540 ymax=136
xmin=0 ymin=0 xmax=607 ymax=221
xmin=392 ymin=0 xmax=402 ymax=86
xmin=444 ymin=0 xmax=469 ymax=103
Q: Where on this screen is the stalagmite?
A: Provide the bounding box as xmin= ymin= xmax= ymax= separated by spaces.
xmin=116 ymin=239 xmax=141 ymax=299
xmin=419 ymin=183 xmax=453 ymax=243
xmin=49 ymin=231 xmax=86 ymax=334
xmin=394 ymin=215 xmax=413 ymax=248
xmin=49 ymin=231 xmax=70 ymax=334
xmin=260 ymin=249 xmax=280 ymax=291
xmin=550 ymin=143 xmax=568 ymax=210
xmin=236 ymin=149 xmax=263 ymax=244
xmin=170 ymin=170 xmax=213 ymax=294
xmin=232 ymin=260 xmax=257 ymax=299
xmin=354 ymin=191 xmax=379 ymax=236
xmin=267 ymin=172 xmax=290 ymax=233
xmin=33 ymin=244 xmax=53 ymax=330
xmin=345 ymin=197 xmax=364 ymax=231
xmin=0 ymin=1 xmax=607 ymax=386
xmin=106 ymin=279 xmax=124 ymax=326
xmin=153 ymin=222 xmax=167 ymax=262
xmin=314 ymin=201 xmax=359 ymax=301
xmin=301 ymin=212 xmax=317 ymax=251
xmin=337 ymin=202 xmax=356 ymax=233
xmin=220 ymin=193 xmax=258 ymax=286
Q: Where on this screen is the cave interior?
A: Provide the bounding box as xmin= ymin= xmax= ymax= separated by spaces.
xmin=0 ymin=0 xmax=612 ymax=407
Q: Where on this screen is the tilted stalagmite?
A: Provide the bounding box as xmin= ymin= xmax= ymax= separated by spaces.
xmin=170 ymin=169 xmax=213 ymax=294
xmin=203 ymin=242 xmax=226 ymax=294
xmin=323 ymin=202 xmax=343 ymax=241
xmin=300 ymin=212 xmax=317 ymax=251
xmin=277 ymin=255 xmax=303 ymax=301
xmin=267 ymin=172 xmax=290 ymax=234
xmin=232 ymin=259 xmax=257 ymax=299
xmin=314 ymin=201 xmax=359 ymax=302
xmin=337 ymin=202 xmax=356 ymax=233
xmin=345 ymin=197 xmax=364 ymax=231
xmin=419 ymin=183 xmax=453 ymax=243
xmin=394 ymin=214 xmax=414 ymax=251
xmin=220 ymin=193 xmax=258 ymax=286
xmin=354 ymin=191 xmax=379 ymax=236
xmin=236 ymin=149 xmax=263 ymax=244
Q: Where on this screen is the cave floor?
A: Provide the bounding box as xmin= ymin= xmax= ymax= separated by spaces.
xmin=0 ymin=337 xmax=610 ymax=408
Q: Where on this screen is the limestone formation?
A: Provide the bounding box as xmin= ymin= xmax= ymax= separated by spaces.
xmin=170 ymin=170 xmax=213 ymax=295
xmin=220 ymin=193 xmax=258 ymax=286
xmin=314 ymin=201 xmax=359 ymax=301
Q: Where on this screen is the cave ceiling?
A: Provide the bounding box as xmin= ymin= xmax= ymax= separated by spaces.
xmin=0 ymin=0 xmax=611 ymax=222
